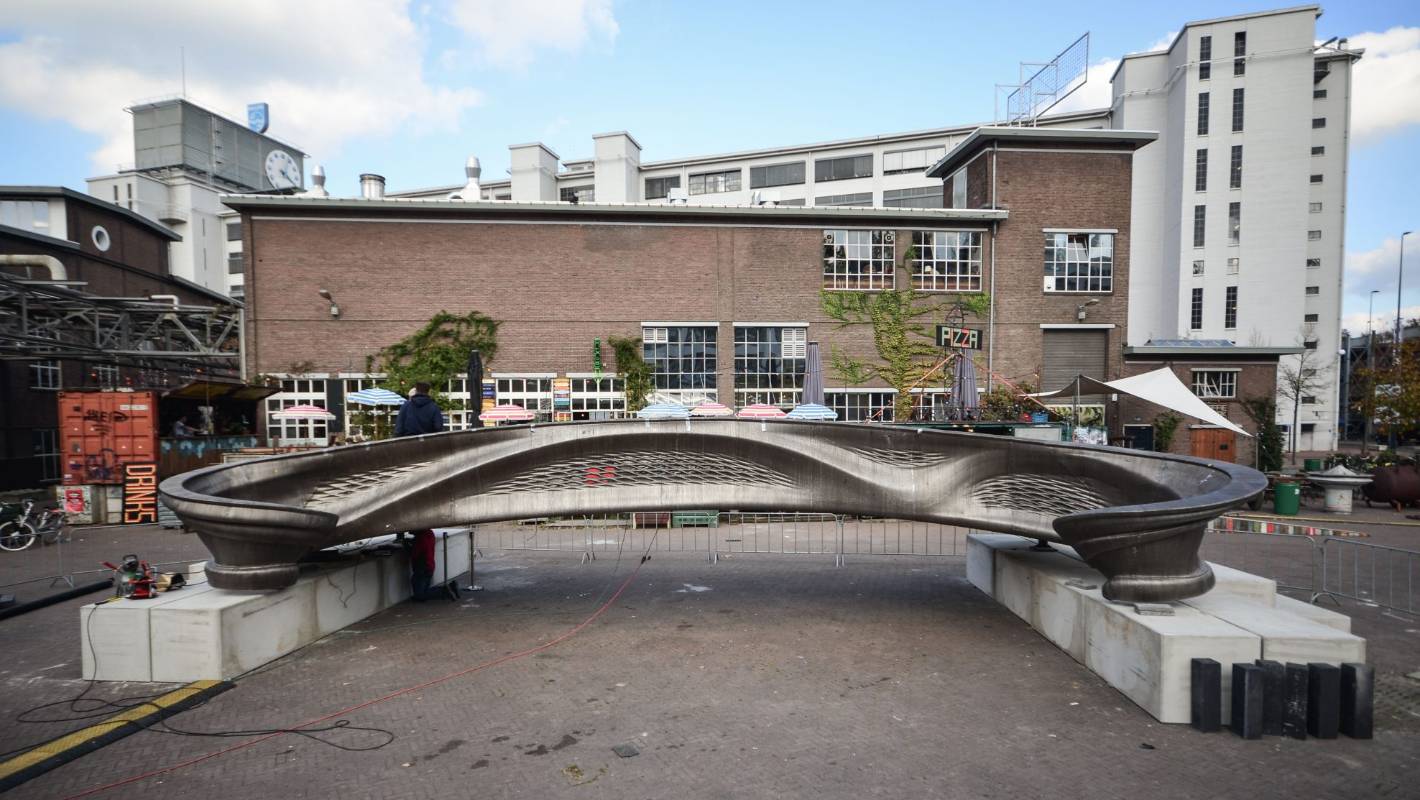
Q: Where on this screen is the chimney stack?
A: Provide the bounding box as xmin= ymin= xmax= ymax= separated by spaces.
xmin=360 ymin=173 xmax=386 ymax=200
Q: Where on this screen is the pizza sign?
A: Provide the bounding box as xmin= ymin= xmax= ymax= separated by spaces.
xmin=935 ymin=326 xmax=982 ymax=350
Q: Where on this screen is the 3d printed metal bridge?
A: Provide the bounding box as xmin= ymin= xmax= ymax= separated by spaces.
xmin=159 ymin=420 xmax=1266 ymax=602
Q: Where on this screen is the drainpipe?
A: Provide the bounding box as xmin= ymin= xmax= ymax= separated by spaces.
xmin=0 ymin=254 xmax=67 ymax=281
xmin=987 ymin=144 xmax=1000 ymax=392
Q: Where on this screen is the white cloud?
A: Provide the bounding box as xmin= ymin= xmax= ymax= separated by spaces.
xmin=448 ymin=0 xmax=618 ymax=69
xmin=1342 ymin=305 xmax=1420 ymax=336
xmin=1348 ymin=26 xmax=1420 ymax=141
xmin=1341 ymin=237 xmax=1420 ymax=332
xmin=0 ymin=0 xmax=481 ymax=174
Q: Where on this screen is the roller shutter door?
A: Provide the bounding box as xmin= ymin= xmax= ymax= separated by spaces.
xmin=1041 ymin=329 xmax=1109 ymax=397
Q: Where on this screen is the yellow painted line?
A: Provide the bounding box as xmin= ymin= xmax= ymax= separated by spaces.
xmin=0 ymin=680 xmax=226 ymax=784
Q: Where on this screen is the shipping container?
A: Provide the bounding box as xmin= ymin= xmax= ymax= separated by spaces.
xmin=58 ymin=390 xmax=157 ymax=485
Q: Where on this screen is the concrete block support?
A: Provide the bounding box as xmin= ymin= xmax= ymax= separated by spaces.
xmin=1231 ymin=663 xmax=1265 ymax=739
xmin=1308 ymin=662 xmax=1341 ymax=739
xmin=1340 ymin=662 xmax=1374 ymax=739
xmin=1190 ymin=658 xmax=1222 ymax=732
xmin=1284 ymin=662 xmax=1309 ymax=739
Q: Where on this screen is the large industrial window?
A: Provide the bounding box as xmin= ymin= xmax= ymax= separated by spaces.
xmin=1233 ymin=31 xmax=1246 ymax=75
xmin=825 ymin=390 xmax=896 ymax=422
xmin=644 ymin=175 xmax=680 ymax=199
xmin=823 ymin=229 xmax=895 ymax=290
xmin=33 ymin=429 xmax=60 ymax=482
xmin=1312 ymin=117 xmax=1326 ymax=129
xmin=559 ymin=185 xmax=594 ymax=203
xmin=643 ymin=325 xmax=717 ymax=404
xmin=226 ymin=222 xmax=242 ymax=241
xmin=815 ymin=192 xmax=873 ymax=208
xmin=1192 ymin=370 xmax=1237 ymax=399
xmin=570 ymin=376 xmax=627 ymax=420
xmin=1224 ymin=286 xmax=1238 ymax=329
xmin=912 ymin=231 xmax=982 ymax=291
xmin=882 ymin=186 xmax=943 ymax=208
xmin=1193 ymin=205 xmax=1206 ymax=247
xmin=734 ymin=326 xmax=806 ymax=408
xmin=1230 ymin=145 xmax=1243 ymax=188
xmin=1194 ymin=149 xmax=1208 ymax=191
xmin=228 ymin=253 xmax=244 ymax=274
xmin=266 ymin=378 xmax=329 ymax=444
xmin=749 ymin=161 xmax=806 ymax=189
xmin=29 ymin=359 xmax=60 ymax=390
xmin=1197 ymin=93 xmax=1210 ymax=135
xmin=815 ymin=154 xmax=873 ymax=182
xmin=494 ymin=376 xmax=554 ymax=422
xmin=1308 ymin=230 xmax=1322 ymax=241
xmin=92 ymin=363 xmax=120 ymax=388
xmin=883 ymin=146 xmax=946 ymax=175
xmin=689 ymin=169 xmax=741 ymax=195
xmin=1228 ymin=202 xmax=1241 ymax=245
xmin=0 ymin=200 xmax=50 ymax=233
xmin=1190 ymin=288 xmax=1204 ymax=330
xmin=1198 ymin=35 xmax=1212 ymax=80
xmin=1232 ymin=88 xmax=1245 ymax=132
xmin=1043 ymin=232 xmax=1113 ymax=293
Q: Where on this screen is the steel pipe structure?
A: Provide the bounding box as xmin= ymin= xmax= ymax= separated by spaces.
xmin=160 ymin=419 xmax=1266 ymax=603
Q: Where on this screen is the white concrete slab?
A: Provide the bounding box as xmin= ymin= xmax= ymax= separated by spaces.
xmin=1206 ymin=562 xmax=1277 ymax=605
xmin=80 ymin=584 xmax=213 ymax=681
xmin=1182 ymin=591 xmax=1365 ymax=665
xmin=1273 ymin=593 xmax=1352 ymax=632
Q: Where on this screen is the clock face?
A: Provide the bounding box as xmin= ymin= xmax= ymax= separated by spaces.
xmin=264 ymin=149 xmax=301 ymax=190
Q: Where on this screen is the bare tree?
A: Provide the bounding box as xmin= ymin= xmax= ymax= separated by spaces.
xmin=1276 ymin=344 xmax=1327 ymax=465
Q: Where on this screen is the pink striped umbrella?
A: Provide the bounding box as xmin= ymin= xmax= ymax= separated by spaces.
xmin=271 ymin=404 xmax=335 ymax=420
xmin=478 ymin=403 xmax=535 ymax=422
xmin=690 ymin=401 xmax=734 ymax=417
xmin=736 ymin=403 xmax=787 ymax=419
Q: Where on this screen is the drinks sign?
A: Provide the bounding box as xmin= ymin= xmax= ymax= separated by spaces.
xmin=122 ymin=463 xmax=159 ymax=524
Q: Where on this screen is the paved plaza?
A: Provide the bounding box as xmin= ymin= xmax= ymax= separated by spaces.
xmin=1 ymin=520 xmax=1418 ymax=799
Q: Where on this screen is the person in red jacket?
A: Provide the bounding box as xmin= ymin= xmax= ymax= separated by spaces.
xmin=408 ymin=529 xmax=437 ymax=601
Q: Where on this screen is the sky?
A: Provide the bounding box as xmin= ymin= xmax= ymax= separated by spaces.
xmin=1 ymin=0 xmax=1417 ymax=334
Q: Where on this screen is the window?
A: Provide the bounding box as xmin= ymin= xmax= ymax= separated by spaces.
xmin=815 ymin=192 xmax=873 ymax=208
xmin=1197 ymin=93 xmax=1210 ymax=135
xmin=1233 ymin=31 xmax=1246 ymax=75
xmin=570 ymin=376 xmax=627 ymax=421
xmin=1044 ymin=232 xmax=1114 ymax=293
xmin=1301 ymin=423 xmax=1316 ymax=433
xmin=689 ymin=169 xmax=741 ymax=195
xmin=644 ymin=175 xmax=680 ymax=199
xmin=1314 ymin=89 xmax=1327 ymax=99
xmin=643 ymin=325 xmax=717 ymax=403
xmin=1312 ymin=117 xmax=1327 ymax=129
xmin=1230 ymin=145 xmax=1242 ymax=188
xmin=749 ymin=161 xmax=805 ymax=189
xmin=882 ymin=186 xmax=943 ymax=208
xmin=823 ymin=229 xmax=895 ymax=290
xmin=1309 ymin=202 xmax=1324 ymax=213
xmin=1302 ymin=395 xmax=1317 ymax=405
xmin=1195 ymin=149 xmax=1208 ymax=191
xmin=1193 ymin=205 xmax=1206 ymax=247
xmin=825 ymin=390 xmax=896 ymax=422
xmin=912 ymin=231 xmax=982 ymax=291
xmin=33 ymin=428 xmax=60 ymax=482
xmin=1228 ymin=202 xmax=1240 ymax=245
xmin=226 ymin=222 xmax=242 ymax=241
xmin=229 ymin=285 xmax=245 ymax=300
xmin=494 ymin=376 xmax=553 ymax=422
xmin=1231 ymin=88 xmax=1245 ymax=132
xmin=266 ymin=378 xmax=329 ymax=443
xmin=0 ymin=200 xmax=50 ymax=232
xmin=559 ymin=185 xmax=594 ymax=203
xmin=1192 ymin=260 xmax=1205 ymax=276
xmin=1310 ymin=174 xmax=1324 ymax=184
xmin=1306 ymin=258 xmax=1321 ymax=269
xmin=30 ymin=359 xmax=61 ymax=390
xmin=92 ymin=363 xmax=120 ymax=388
xmin=950 ymin=168 xmax=967 ymax=208
xmin=1311 ymin=146 xmax=1325 ymax=156
xmin=228 ymin=252 xmax=244 ymax=274
xmin=1304 ymin=313 xmax=1319 ymax=322
xmin=1305 ymin=286 xmax=1320 ymax=295
xmin=815 ymin=154 xmax=873 ymax=182
xmin=1190 ymin=288 xmax=1204 ymax=330
xmin=734 ymin=326 xmax=807 ymax=407
xmin=1198 ymin=35 xmax=1212 ymax=80
xmin=883 ymin=146 xmax=945 ymax=175
xmin=1192 ymin=370 xmax=1237 ymax=399
xmin=1304 ymin=340 xmax=1318 ymax=350
xmin=1227 ymin=257 xmax=1239 ymax=275
xmin=1224 ymin=286 xmax=1238 ymax=329
xmin=1308 ymin=230 xmax=1322 ymax=241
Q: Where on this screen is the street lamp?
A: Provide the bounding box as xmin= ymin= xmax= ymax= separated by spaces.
xmin=1365 ymin=289 xmax=1379 ymax=454
xmin=1398 ymin=231 xmax=1413 ymax=360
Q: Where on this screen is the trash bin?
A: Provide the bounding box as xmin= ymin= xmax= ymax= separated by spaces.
xmin=1303 ymin=458 xmax=1323 ymax=472
xmin=1273 ymin=481 xmax=1301 ymax=516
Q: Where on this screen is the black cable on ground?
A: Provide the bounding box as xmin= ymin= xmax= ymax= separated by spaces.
xmin=0 ymin=580 xmax=112 ymax=622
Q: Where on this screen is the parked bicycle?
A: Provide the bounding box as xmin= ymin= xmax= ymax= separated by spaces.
xmin=0 ymin=499 xmax=68 ymax=552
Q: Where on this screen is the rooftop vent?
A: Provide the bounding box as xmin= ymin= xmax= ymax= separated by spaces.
xmin=448 ymin=156 xmax=482 ymax=201
xmin=302 ymin=165 xmax=330 ymax=198
xmin=360 ymin=173 xmax=385 ymax=200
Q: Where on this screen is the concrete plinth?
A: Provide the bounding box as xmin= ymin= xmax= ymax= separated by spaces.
xmin=966 ymin=533 xmax=1366 ymax=724
xmin=82 ymin=529 xmax=471 ymax=682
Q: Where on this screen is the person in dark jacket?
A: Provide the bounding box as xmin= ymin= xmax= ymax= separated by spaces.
xmin=394 ymin=382 xmax=445 ymax=437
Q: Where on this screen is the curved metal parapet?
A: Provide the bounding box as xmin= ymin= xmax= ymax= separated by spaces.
xmin=159 ymin=420 xmax=1265 ymax=602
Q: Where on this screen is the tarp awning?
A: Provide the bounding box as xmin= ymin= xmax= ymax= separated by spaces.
xmin=1032 ymin=367 xmax=1250 ymax=437
xmin=164 ymin=379 xmax=279 ymax=403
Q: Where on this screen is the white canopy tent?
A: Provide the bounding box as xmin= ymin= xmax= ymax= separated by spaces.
xmin=1031 ymin=367 xmax=1250 ymax=437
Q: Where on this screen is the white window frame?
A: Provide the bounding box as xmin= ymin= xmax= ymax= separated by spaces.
xmin=266 ymin=376 xmax=329 ymax=444
xmin=569 ymin=375 xmax=628 ymax=420
xmin=1190 ymin=370 xmax=1238 ymax=399
xmin=823 ymin=229 xmax=895 ymax=291
xmin=913 ymin=230 xmax=983 ymax=292
xmin=642 ymin=324 xmax=718 ymax=405
xmin=824 ymin=388 xmax=897 ymax=422
xmin=734 ymin=325 xmax=807 ymax=408
xmin=30 ymin=359 xmax=61 ymax=390
xmin=493 ymin=374 xmax=554 ymax=422
xmin=1043 ymin=232 xmax=1114 ymax=294
xmin=884 ymin=146 xmax=946 ymax=175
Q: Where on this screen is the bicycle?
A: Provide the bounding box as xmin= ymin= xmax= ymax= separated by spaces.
xmin=0 ymin=499 xmax=68 ymax=552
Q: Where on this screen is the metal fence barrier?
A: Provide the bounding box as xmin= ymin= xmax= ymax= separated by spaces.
xmin=1320 ymin=537 xmax=1419 ymax=616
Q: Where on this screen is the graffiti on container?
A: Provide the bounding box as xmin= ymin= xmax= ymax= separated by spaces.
xmin=83 ymin=408 xmax=128 ymax=436
xmin=78 ymin=448 xmax=119 ymax=482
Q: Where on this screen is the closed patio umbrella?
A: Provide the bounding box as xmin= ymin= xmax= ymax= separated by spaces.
xmin=803 ymin=341 xmax=825 ymax=406
xmin=951 ymin=353 xmax=979 ymax=417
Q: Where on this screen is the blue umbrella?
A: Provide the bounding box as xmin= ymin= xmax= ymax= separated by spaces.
xmin=636 ymin=402 xmax=690 ymax=420
xmin=787 ymin=403 xmax=838 ymax=420
xmin=346 ymin=387 xmax=407 ymax=406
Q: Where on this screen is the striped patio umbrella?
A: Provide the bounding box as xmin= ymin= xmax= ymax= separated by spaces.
xmin=689 ymin=401 xmax=734 ymax=417
xmin=736 ymin=403 xmax=787 ymax=419
xmin=346 ymin=387 xmax=407 ymax=406
xmin=636 ymin=402 xmax=691 ymax=420
xmin=787 ymin=403 xmax=838 ymax=420
xmin=479 ymin=403 xmax=535 ymax=422
xmin=271 ymin=404 xmax=335 ymax=420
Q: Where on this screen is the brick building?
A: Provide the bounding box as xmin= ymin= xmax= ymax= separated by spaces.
xmin=228 ymin=127 xmax=1287 ymax=463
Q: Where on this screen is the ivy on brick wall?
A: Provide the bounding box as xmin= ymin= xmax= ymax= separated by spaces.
xmin=608 ymin=336 xmax=653 ymax=412
xmin=365 ymin=310 xmax=499 ymax=402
